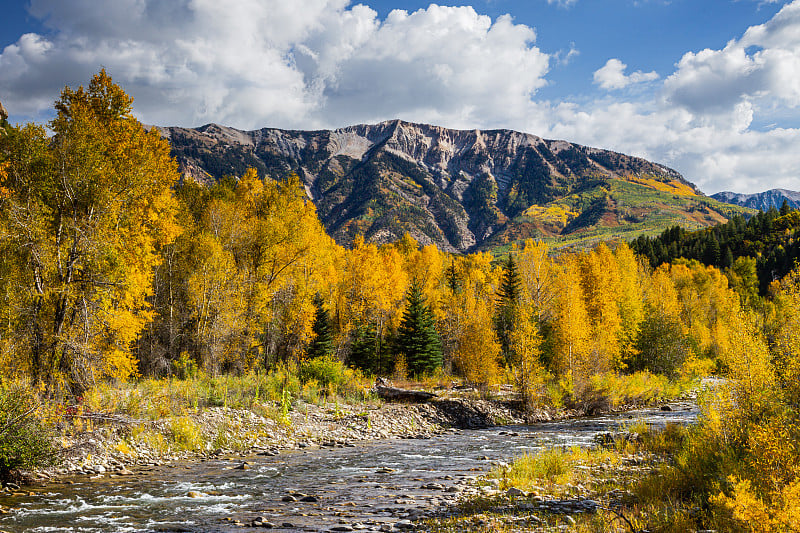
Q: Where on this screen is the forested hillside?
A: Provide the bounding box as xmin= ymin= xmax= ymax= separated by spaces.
xmin=632 ymin=202 xmax=800 ymax=292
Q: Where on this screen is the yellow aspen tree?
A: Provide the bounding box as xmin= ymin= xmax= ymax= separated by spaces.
xmin=338 ymin=236 xmax=407 ymax=373
xmin=451 ymin=291 xmax=502 ymax=388
xmin=404 ymin=243 xmax=445 ymax=314
xmin=516 ymin=239 xmax=555 ymax=323
xmin=510 ymin=301 xmax=546 ymax=410
xmin=186 ymin=232 xmax=245 ymax=374
xmin=614 ymin=242 xmax=646 ymax=365
xmin=632 ymin=265 xmax=693 ymax=376
xmin=669 ymin=260 xmax=740 ymax=362
xmin=0 ymin=71 xmax=180 ymax=391
xmin=579 ymin=243 xmax=623 ymax=371
xmin=551 ymin=255 xmax=592 ymax=387
xmin=437 ymin=252 xmax=498 ymax=379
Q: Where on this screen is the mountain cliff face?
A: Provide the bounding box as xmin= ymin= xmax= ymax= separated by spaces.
xmin=158 ymin=120 xmax=748 ymax=252
xmin=711 ymin=189 xmax=800 ymax=212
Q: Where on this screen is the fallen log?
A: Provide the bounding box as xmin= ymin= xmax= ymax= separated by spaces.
xmin=375 ymin=386 xmax=437 ymax=403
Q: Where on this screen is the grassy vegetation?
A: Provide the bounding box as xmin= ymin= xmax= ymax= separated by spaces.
xmin=82 ymin=358 xmax=372 ymax=421
xmin=542 ymin=371 xmax=697 ymax=412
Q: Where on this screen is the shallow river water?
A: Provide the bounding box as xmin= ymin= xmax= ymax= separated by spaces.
xmin=0 ymin=402 xmax=698 ymax=533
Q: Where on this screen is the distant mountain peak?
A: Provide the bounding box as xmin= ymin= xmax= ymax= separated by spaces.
xmin=711 ymin=189 xmax=800 ymax=211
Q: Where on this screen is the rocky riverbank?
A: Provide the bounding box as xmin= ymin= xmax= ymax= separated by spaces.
xmin=10 ymin=390 xmax=672 ymax=489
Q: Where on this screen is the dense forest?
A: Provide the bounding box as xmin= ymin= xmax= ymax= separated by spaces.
xmin=632 ymin=205 xmax=800 ymax=293
xmin=2 ymin=73 xmax=800 ymax=530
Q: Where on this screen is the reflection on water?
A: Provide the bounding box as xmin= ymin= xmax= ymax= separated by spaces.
xmin=0 ymin=402 xmax=697 ymax=532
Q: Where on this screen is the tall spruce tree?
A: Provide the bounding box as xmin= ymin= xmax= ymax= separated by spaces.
xmin=394 ymin=281 xmax=443 ymax=376
xmin=780 ymin=198 xmax=792 ymax=216
xmin=495 ymin=254 xmax=522 ymax=362
xmin=349 ymin=322 xmax=381 ymax=374
xmin=307 ymin=294 xmax=334 ymax=359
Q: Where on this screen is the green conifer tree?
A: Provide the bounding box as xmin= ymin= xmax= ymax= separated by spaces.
xmin=780 ymin=198 xmax=792 ymax=216
xmin=347 ymin=322 xmax=377 ymax=374
xmin=495 ymin=254 xmax=522 ymax=362
xmin=394 ymin=281 xmax=443 ymax=377
xmin=307 ymin=294 xmax=334 ymax=359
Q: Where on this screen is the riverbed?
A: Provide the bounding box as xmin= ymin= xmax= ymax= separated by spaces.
xmin=0 ymin=401 xmax=697 ymax=533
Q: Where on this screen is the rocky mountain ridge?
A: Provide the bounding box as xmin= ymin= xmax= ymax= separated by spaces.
xmin=158 ymin=120 xmax=748 ymax=252
xmin=711 ymin=189 xmax=800 ymax=212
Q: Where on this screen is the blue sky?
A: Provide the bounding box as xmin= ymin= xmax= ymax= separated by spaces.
xmin=1 ymin=1 xmax=798 ymax=194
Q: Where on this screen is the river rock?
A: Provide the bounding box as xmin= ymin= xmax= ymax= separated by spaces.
xmin=300 ymin=495 xmax=319 ymax=502
xmin=186 ymin=491 xmax=202 ymax=498
xmin=505 ymin=487 xmax=526 ymax=497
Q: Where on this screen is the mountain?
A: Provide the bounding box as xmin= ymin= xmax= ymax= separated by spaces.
xmin=158 ymin=120 xmax=751 ymax=252
xmin=711 ymin=189 xmax=800 ymax=212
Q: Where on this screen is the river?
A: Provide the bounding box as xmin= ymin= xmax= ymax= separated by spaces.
xmin=0 ymin=401 xmax=697 ymax=532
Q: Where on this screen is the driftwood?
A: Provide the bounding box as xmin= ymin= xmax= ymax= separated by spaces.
xmin=375 ymin=385 xmax=437 ymax=403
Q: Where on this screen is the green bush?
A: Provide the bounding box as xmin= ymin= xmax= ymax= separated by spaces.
xmin=299 ymin=355 xmax=347 ymax=388
xmin=0 ymin=386 xmax=60 ymax=481
xmin=298 ymin=356 xmax=367 ymax=401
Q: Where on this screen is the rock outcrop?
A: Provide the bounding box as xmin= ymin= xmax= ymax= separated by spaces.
xmin=0 ymin=100 xmax=8 ymax=136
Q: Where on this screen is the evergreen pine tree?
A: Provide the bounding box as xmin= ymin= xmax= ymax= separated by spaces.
xmin=307 ymin=294 xmax=334 ymax=359
xmin=349 ymin=321 xmax=381 ymax=374
xmin=495 ymin=254 xmax=521 ymax=362
xmin=394 ymin=281 xmax=443 ymax=376
xmin=445 ymin=261 xmax=461 ymax=293
xmin=780 ymin=198 xmax=792 ymax=216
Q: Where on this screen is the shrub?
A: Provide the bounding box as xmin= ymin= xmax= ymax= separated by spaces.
xmin=299 ymin=355 xmax=348 ymax=389
xmin=168 ymin=416 xmax=204 ymax=451
xmin=0 ymin=386 xmax=60 ymax=481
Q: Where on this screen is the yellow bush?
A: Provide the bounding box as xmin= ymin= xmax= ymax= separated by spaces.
xmin=168 ymin=416 xmax=204 ymax=452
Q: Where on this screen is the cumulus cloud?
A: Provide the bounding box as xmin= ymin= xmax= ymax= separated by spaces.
xmin=0 ymin=1 xmax=549 ymax=130
xmin=593 ymin=58 xmax=660 ymax=90
xmin=664 ymin=1 xmax=800 ymax=113
xmin=535 ymin=98 xmax=800 ymax=194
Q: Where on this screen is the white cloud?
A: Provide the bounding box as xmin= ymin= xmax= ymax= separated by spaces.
xmin=545 ymin=0 xmax=579 ymax=7
xmin=532 ymin=97 xmax=800 ymax=194
xmin=664 ymin=0 xmax=800 ymax=113
xmin=593 ymin=58 xmax=659 ymax=90
xmin=0 ymin=1 xmax=549 ymax=130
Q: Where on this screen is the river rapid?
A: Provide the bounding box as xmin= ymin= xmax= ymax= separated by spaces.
xmin=0 ymin=401 xmax=697 ymax=533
